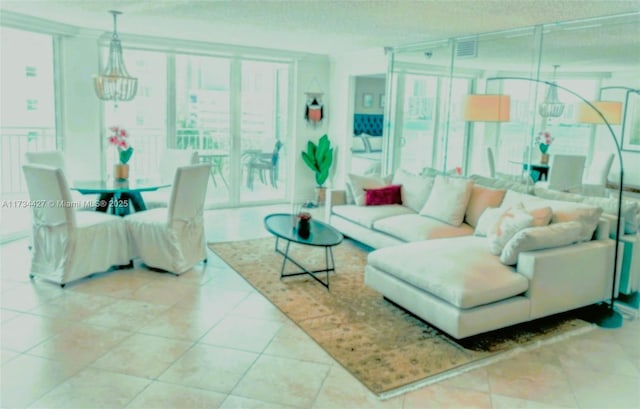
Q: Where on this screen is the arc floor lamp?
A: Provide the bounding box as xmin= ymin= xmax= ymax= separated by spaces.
xmin=484 ymin=76 xmax=625 ymax=328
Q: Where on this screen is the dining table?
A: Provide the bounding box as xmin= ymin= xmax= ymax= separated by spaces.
xmin=72 ymin=179 xmax=171 ymax=216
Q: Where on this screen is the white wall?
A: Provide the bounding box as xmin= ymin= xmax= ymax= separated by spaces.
xmin=291 ymin=55 xmax=331 ymax=203
xmin=354 ymin=77 xmax=385 ymax=114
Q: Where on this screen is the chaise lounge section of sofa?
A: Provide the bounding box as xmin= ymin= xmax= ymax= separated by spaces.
xmin=326 ymin=170 xmax=620 ymax=339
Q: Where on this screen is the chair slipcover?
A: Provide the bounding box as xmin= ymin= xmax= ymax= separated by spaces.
xmin=25 ymin=151 xmax=96 ymax=211
xmin=22 ymin=165 xmax=132 ymax=286
xmin=537 ymin=154 xmax=586 ymax=192
xmin=144 ymin=149 xmax=199 ymax=209
xmin=580 ymin=153 xmax=614 ymax=197
xmin=125 ymin=164 xmax=211 ymax=274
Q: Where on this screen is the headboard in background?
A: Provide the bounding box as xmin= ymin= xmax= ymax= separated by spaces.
xmin=354 ymin=114 xmax=384 ymax=137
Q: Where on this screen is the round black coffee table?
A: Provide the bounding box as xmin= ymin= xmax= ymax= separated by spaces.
xmin=264 ymin=213 xmax=343 ymax=289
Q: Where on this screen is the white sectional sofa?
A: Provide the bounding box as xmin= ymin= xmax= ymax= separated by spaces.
xmin=325 ymin=170 xmax=630 ymax=339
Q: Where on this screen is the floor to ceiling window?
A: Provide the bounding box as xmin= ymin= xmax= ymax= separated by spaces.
xmin=0 ymin=27 xmax=57 ymax=196
xmin=102 ymin=46 xmax=292 ymax=207
xmin=175 ymin=55 xmax=231 ymax=204
xmin=239 ymin=61 xmax=289 ymax=203
xmin=103 ymin=49 xmax=167 ymax=181
xmin=0 ymin=27 xmax=58 ymax=242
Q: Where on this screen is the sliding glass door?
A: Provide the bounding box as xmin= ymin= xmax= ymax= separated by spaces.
xmin=239 ymin=61 xmax=289 ymax=203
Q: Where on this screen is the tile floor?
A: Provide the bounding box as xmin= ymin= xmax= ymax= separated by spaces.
xmin=1 ymin=205 xmax=639 ymax=408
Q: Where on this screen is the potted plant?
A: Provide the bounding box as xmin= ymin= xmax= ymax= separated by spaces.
xmin=535 ymin=131 xmax=554 ymax=164
xmin=301 ymin=134 xmax=333 ymax=205
xmin=108 ymin=126 xmax=133 ymax=180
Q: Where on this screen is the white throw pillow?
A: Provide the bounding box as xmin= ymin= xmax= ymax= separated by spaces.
xmin=474 ymin=207 xmax=504 ymax=237
xmin=419 ymin=175 xmax=473 ymax=226
xmin=500 ymin=221 xmax=583 ymax=265
xmin=392 ymin=169 xmax=435 ymax=213
xmin=347 ymin=173 xmax=391 ymax=206
xmin=487 ymin=204 xmax=534 ymax=255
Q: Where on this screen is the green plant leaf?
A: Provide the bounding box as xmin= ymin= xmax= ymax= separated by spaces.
xmin=301 ymin=151 xmax=317 ymax=171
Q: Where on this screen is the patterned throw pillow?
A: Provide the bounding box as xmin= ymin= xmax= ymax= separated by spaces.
xmin=364 ymin=185 xmax=402 ymax=206
xmin=487 ymin=204 xmax=534 ymax=255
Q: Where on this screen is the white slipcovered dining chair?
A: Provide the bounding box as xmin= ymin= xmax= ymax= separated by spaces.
xmin=22 ymin=164 xmax=133 ymax=287
xmin=579 ymin=153 xmax=615 ymax=197
xmin=25 ymin=151 xmax=96 ymax=210
xmin=144 ymin=149 xmax=199 ymax=210
xmin=536 ymin=154 xmax=586 ymax=192
xmin=125 ymin=164 xmax=211 ymax=274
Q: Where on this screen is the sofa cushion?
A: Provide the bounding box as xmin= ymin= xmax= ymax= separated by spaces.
xmin=365 ymin=184 xmax=402 ymax=206
xmin=373 ymin=214 xmax=473 ymax=242
xmin=500 ymin=221 xmax=583 ymax=265
xmin=501 ymin=190 xmax=603 ymax=242
xmin=475 ymin=207 xmax=504 ymax=237
xmin=392 ymin=168 xmax=435 ymax=212
xmin=420 ymin=175 xmax=473 ymax=226
xmin=465 ymin=185 xmax=506 ymax=228
xmin=488 ymin=204 xmax=534 ymax=255
xmin=367 ymin=236 xmax=529 ymax=309
xmin=348 ymin=173 xmax=392 ymax=206
xmin=332 ymin=204 xmax=413 ymax=229
xmin=469 ymin=174 xmax=534 ymax=194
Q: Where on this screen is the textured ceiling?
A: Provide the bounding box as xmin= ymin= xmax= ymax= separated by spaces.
xmin=1 ymin=0 xmax=639 ymax=56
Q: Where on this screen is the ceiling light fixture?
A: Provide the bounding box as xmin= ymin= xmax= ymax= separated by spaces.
xmin=94 ymin=10 xmax=138 ymax=107
xmin=538 ymin=65 xmax=565 ymax=118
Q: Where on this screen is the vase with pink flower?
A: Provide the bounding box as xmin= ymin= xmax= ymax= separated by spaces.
xmin=536 ymin=131 xmax=554 ymax=164
xmin=108 ymin=126 xmax=133 ymax=180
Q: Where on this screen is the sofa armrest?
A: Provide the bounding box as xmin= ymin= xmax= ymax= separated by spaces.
xmin=593 ymin=217 xmax=611 ymax=240
xmin=325 ymin=189 xmax=347 ymax=221
xmin=516 ymin=240 xmax=616 ymax=319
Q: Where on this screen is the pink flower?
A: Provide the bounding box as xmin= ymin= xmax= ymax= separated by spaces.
xmin=108 ymin=135 xmax=119 ymax=145
xmin=120 ymin=129 xmax=128 ymax=138
xmin=119 ymin=140 xmax=128 ymax=148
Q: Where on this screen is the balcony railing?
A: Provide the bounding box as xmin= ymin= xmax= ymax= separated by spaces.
xmin=1 ymin=126 xmax=57 ymax=195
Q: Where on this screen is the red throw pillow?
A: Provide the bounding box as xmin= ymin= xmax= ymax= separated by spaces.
xmin=365 ymin=184 xmax=402 ymax=206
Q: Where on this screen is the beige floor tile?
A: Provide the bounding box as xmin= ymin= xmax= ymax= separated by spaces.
xmin=232 ymin=354 xmax=330 ymax=408
xmin=123 ymin=279 xmax=201 ymax=306
xmin=312 ymin=365 xmax=402 ymax=409
xmin=82 ymin=299 xmax=169 ymax=331
xmin=29 ymin=291 xmax=116 ymax=321
xmin=70 ymin=270 xmax=154 ymax=299
xmin=565 ymin=365 xmax=640 ymax=409
xmin=0 ymin=307 xmax=21 ymax=323
xmin=126 ymin=381 xmax=227 ymax=409
xmin=138 ymin=304 xmax=228 ymax=341
xmin=1 ymin=354 xmax=80 ymax=408
xmin=27 ymin=322 xmax=132 ymax=367
xmin=159 ymin=344 xmax=258 ymax=393
xmin=263 ymin=322 xmax=334 ymax=364
xmin=200 ymin=316 xmax=283 ymax=353
xmin=1 ymin=348 xmax=20 ymax=365
xmin=486 ymin=353 xmax=577 ymax=407
xmin=1 ymin=313 xmax=67 ymax=352
xmin=433 ymin=368 xmax=490 ymax=393
xmin=207 ymin=267 xmax=257 ymax=292
xmin=29 ymin=367 xmax=151 ymax=409
xmin=229 ymin=292 xmax=288 ymax=322
xmin=0 ymin=281 xmax=65 ymax=311
xmin=552 ymin=336 xmax=639 ymax=377
xmin=491 ymin=394 xmax=577 ymax=408
xmin=403 ymin=383 xmax=492 ymax=409
xmin=171 ymin=283 xmax=250 ymax=313
xmin=91 ymin=333 xmax=192 ymax=379
xmin=220 ymin=395 xmax=298 ymax=409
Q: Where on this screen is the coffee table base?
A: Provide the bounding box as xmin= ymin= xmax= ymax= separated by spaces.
xmin=275 ymin=237 xmax=336 ymax=289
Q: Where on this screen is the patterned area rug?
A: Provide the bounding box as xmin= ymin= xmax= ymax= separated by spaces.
xmin=209 ymin=238 xmax=594 ymax=397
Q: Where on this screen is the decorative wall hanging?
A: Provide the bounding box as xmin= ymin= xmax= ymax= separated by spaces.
xmin=305 ymin=92 xmax=324 ymax=127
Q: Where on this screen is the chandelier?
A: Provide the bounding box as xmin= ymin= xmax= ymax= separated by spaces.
xmin=538 ymin=65 xmax=565 ymax=118
xmin=94 ymin=10 xmax=138 ymax=106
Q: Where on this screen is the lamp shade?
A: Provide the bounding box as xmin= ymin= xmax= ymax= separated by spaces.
xmin=577 ymin=101 xmax=622 ymax=125
xmin=463 ymin=95 xmax=511 ymax=122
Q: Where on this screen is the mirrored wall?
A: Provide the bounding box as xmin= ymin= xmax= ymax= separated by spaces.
xmin=383 ymin=12 xmax=640 ymax=185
